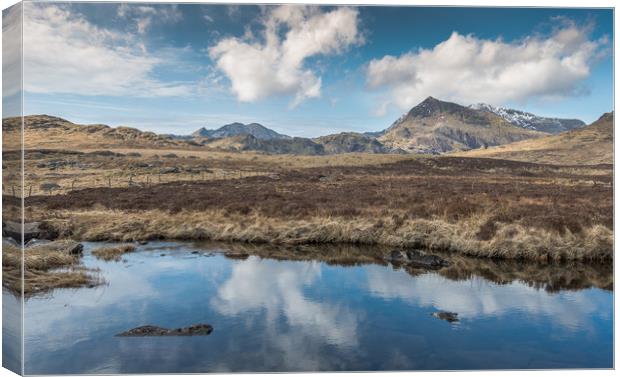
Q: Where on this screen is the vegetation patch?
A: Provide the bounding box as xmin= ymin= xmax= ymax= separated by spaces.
xmin=91 ymin=244 xmax=137 ymax=261
xmin=2 ymin=240 xmax=101 ymax=297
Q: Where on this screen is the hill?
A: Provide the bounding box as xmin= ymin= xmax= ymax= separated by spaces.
xmin=453 ymin=112 xmax=613 ymax=165
xmin=3 ymin=115 xmax=192 ymax=150
xmin=378 ymin=97 xmax=545 ymax=154
xmin=314 ymin=132 xmax=398 ymax=154
xmin=469 ymin=103 xmax=586 ymax=133
xmin=204 ymin=134 xmax=325 ymax=155
xmin=192 ymin=122 xmax=290 ymax=140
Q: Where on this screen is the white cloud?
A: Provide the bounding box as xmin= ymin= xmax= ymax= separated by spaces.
xmin=23 ymin=3 xmax=192 ymax=97
xmin=116 ymin=4 xmax=182 ymax=34
xmin=209 ymin=5 xmax=362 ymax=107
xmin=366 ymin=22 xmax=608 ymax=112
xmin=212 ymin=257 xmax=359 ymax=349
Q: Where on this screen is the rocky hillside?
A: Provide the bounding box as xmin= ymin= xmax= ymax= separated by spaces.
xmin=378 ymin=97 xmax=545 ymax=154
xmin=315 ymin=132 xmax=398 ymax=154
xmin=192 ymin=122 xmax=290 ymax=140
xmin=3 ymin=115 xmax=191 ymax=149
xmin=454 ymin=112 xmax=613 ymax=165
xmin=204 ymin=134 xmax=325 ymax=155
xmin=470 ymin=103 xmax=586 ymax=133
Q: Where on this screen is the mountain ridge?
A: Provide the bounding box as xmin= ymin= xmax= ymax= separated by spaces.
xmin=469 ymin=103 xmax=586 ymax=134
xmin=192 ymin=122 xmax=291 ymax=140
xmin=377 ymin=97 xmax=546 ymax=154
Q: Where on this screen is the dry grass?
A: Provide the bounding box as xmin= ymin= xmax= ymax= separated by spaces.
xmin=38 ymin=208 xmax=612 ymax=261
xmin=91 ymin=244 xmax=136 ymax=261
xmin=2 ymin=240 xmax=101 ymax=297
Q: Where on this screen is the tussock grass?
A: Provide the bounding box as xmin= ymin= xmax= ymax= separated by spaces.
xmin=91 ymin=244 xmax=136 ymax=261
xmin=2 ymin=240 xmax=101 ymax=297
xmin=44 ymin=209 xmax=612 ymax=262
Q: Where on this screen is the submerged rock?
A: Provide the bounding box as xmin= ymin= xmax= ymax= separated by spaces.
xmin=432 ymin=311 xmax=459 ymax=323
xmin=116 ymin=324 xmax=213 ymax=337
xmin=387 ymin=249 xmax=450 ymax=269
xmin=224 ymin=251 xmax=249 ymax=260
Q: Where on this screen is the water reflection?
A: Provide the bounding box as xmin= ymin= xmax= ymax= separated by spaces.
xmin=212 ymin=257 xmax=359 ymax=348
xmin=19 ymin=241 xmax=613 ymax=373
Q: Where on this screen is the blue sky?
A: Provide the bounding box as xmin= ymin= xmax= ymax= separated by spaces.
xmin=6 ymin=3 xmax=613 ymax=137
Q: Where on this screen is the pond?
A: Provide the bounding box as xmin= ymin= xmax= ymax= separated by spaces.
xmin=10 ymin=241 xmax=614 ymax=373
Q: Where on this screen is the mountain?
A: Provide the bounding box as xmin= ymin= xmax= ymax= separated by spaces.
xmin=378 ymin=97 xmax=545 ymax=154
xmin=453 ymin=112 xmax=613 ymax=165
xmin=192 ymin=122 xmax=290 ymax=140
xmin=204 ymin=134 xmax=325 ymax=155
xmin=469 ymin=103 xmax=586 ymax=133
xmin=314 ymin=132 xmax=398 ymax=154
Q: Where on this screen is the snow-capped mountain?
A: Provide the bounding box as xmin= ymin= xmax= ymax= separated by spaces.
xmin=469 ymin=103 xmax=585 ymax=134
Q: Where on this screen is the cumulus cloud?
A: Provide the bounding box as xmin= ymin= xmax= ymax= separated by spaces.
xmin=366 ymin=22 xmax=608 ymax=112
xmin=209 ymin=5 xmax=362 ymax=106
xmin=23 ymin=3 xmax=192 ymax=97
xmin=117 ymin=3 xmax=182 ymax=34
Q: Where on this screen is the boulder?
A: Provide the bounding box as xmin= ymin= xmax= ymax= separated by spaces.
xmin=405 ymin=250 xmax=450 ymax=269
xmin=2 ymin=221 xmax=58 ymax=243
xmin=116 ymin=324 xmax=213 ymax=337
xmin=68 ymin=243 xmax=84 ymax=255
xmin=432 ymin=311 xmax=459 ymax=323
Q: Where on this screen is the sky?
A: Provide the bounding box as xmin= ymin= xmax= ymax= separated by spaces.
xmin=3 ymin=3 xmax=614 ymax=137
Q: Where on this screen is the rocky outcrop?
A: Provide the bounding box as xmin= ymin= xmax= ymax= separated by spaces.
xmin=432 ymin=311 xmax=459 ymax=323
xmin=117 ymin=324 xmax=213 ymax=337
xmin=2 ymin=221 xmax=58 ymax=243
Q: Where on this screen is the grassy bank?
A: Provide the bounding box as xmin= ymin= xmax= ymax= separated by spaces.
xmin=2 ymin=240 xmax=101 ymax=296
xmin=40 ymin=208 xmax=612 ymax=262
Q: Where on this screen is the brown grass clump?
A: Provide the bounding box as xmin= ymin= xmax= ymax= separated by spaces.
xmin=91 ymin=244 xmax=136 ymax=261
xmin=39 ymin=208 xmax=612 ymax=262
xmin=2 ymin=240 xmax=101 ymax=297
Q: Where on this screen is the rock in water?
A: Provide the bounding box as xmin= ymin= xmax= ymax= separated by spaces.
xmin=116 ymin=324 xmax=213 ymax=337
xmin=386 ymin=249 xmax=450 ymax=269
xmin=405 ymin=250 xmax=450 ymax=268
xmin=432 ymin=311 xmax=459 ymax=323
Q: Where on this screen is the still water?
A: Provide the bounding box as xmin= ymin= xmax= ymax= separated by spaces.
xmin=14 ymin=241 xmax=613 ymax=373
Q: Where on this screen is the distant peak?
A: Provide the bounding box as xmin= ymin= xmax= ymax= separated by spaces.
xmin=406 ymin=96 xmax=463 ymax=118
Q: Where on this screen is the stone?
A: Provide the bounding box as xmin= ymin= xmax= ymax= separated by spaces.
xmin=116 ymin=324 xmax=213 ymax=337
xmin=432 ymin=311 xmax=459 ymax=323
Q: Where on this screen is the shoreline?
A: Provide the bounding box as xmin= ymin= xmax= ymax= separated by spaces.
xmin=41 ymin=209 xmax=613 ymax=262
